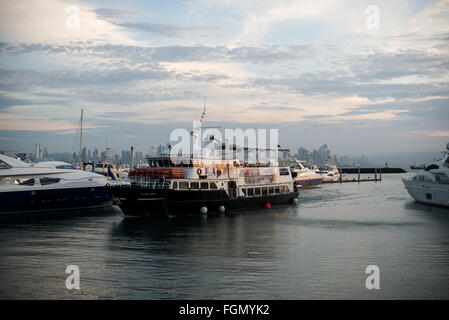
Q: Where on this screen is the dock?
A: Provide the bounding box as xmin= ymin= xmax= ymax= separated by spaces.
xmin=323 ymin=177 xmax=382 ymax=184
xmin=340 ymin=167 xmax=406 ymax=174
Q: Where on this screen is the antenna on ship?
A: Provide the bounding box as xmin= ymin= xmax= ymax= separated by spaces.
xmin=200 ymin=96 xmax=206 ymax=124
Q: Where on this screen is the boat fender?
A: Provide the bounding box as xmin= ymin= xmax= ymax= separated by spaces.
xmin=197 ymin=168 xmax=202 ymax=176
xmin=216 ymin=169 xmax=222 ymax=177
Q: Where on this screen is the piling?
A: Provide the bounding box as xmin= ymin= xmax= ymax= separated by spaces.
xmin=375 ymin=168 xmax=377 ymax=181
xmin=358 ymin=165 xmax=361 ymax=183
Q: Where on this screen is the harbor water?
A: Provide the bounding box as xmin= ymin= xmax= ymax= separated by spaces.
xmin=0 ymin=173 xmax=448 ymax=299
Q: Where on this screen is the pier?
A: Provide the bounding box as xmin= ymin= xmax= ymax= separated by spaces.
xmin=323 ymin=177 xmax=382 ymax=184
xmin=324 ymin=167 xmax=384 ymax=184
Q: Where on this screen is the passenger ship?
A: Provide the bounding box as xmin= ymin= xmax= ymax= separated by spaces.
xmin=110 ymin=120 xmax=299 ymax=217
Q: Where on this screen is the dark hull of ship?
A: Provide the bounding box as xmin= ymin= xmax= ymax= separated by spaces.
xmin=110 ymin=187 xmax=299 ymax=217
xmin=0 ymin=186 xmax=113 ymax=216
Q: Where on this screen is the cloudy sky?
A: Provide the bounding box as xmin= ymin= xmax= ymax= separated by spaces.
xmin=0 ymin=0 xmax=448 ymax=157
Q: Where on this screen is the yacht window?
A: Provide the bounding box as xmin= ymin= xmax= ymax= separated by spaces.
xmin=279 ymin=168 xmax=290 ymax=176
xmin=210 ymin=182 xmax=218 ymax=189
xmin=201 ymin=182 xmax=209 ymax=189
xmin=242 ymin=188 xmax=247 ymax=195
xmin=275 ymin=186 xmax=280 ymax=193
xmin=262 ymin=187 xmax=268 ymax=195
xmin=179 ymin=181 xmax=189 ymax=189
xmin=268 ymin=186 xmax=274 ymax=194
xmin=281 ymin=185 xmax=287 ymax=193
xmin=248 ymin=188 xmax=254 ymax=196
xmin=0 ymin=160 xmax=11 ymax=169
xmin=255 ymin=187 xmax=261 ymax=195
xmin=15 ymin=178 xmax=35 ymax=185
xmin=40 ymin=178 xmax=61 ymax=185
xmin=190 ymin=182 xmax=199 ymax=189
xmin=172 ymin=181 xmax=178 ymax=189
xmin=425 ymin=164 xmax=439 ymax=171
xmin=434 ymin=173 xmax=449 ymax=182
xmin=56 ymin=165 xmax=76 ymax=170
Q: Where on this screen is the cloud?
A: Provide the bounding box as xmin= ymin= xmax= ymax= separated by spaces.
xmin=0 ymin=0 xmax=133 ymax=44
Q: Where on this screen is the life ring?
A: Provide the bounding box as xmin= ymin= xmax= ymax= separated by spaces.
xmin=216 ymin=169 xmax=222 ymax=177
xmin=197 ymin=168 xmax=202 ymax=176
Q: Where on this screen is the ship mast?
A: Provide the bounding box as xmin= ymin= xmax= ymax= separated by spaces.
xmin=200 ymin=97 xmax=206 ymax=124
xmin=79 ymin=109 xmax=83 ymax=168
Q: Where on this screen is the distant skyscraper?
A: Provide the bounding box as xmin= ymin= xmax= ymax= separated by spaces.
xmin=93 ymin=148 xmax=99 ymax=162
xmin=297 ymin=147 xmax=309 ymax=161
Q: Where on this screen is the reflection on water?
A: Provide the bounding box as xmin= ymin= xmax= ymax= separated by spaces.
xmin=0 ymin=174 xmax=448 ymax=299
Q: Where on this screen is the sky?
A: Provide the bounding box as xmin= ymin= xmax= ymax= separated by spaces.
xmin=0 ymin=0 xmax=448 ymax=157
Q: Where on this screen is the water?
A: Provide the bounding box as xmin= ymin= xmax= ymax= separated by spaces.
xmin=1 ymin=174 xmax=449 ymax=299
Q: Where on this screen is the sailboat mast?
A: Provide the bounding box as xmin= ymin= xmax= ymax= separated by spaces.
xmin=79 ymin=109 xmax=83 ymax=168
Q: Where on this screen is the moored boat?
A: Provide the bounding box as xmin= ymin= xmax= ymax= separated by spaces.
xmin=402 ymin=143 xmax=449 ymax=208
xmin=109 ymin=111 xmax=299 ymax=217
xmin=0 ymin=154 xmax=112 ymax=215
xmin=290 ymin=160 xmax=323 ymax=188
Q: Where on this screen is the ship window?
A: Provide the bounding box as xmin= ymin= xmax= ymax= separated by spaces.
xmin=279 ymin=168 xmax=290 ymax=176
xmin=0 ymin=159 xmax=11 ymax=169
xmin=172 ymin=181 xmax=178 ymax=189
xmin=248 ymin=188 xmax=254 ymax=196
xmin=242 ymin=188 xmax=247 ymax=195
xmin=40 ymin=178 xmax=61 ymax=185
xmin=14 ymin=178 xmax=35 ymax=185
xmin=281 ymin=185 xmax=288 ymax=193
xmin=262 ymin=187 xmax=268 ymax=195
xmin=179 ymin=181 xmax=189 ymax=189
xmin=255 ymin=187 xmax=261 ymax=195
xmin=210 ymin=182 xmax=218 ymax=189
xmin=275 ymin=186 xmax=280 ymax=193
xmin=190 ymin=182 xmax=199 ymax=189
xmin=201 ymin=182 xmax=209 ymax=189
xmin=268 ymin=186 xmax=274 ymax=194
xmin=56 ymin=165 xmax=76 ymax=170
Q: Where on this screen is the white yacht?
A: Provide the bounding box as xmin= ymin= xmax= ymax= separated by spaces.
xmin=0 ymin=154 xmax=112 ymax=215
xmin=318 ymin=165 xmax=342 ymax=182
xmin=291 ymin=160 xmax=323 ymax=188
xmin=402 ymin=143 xmax=449 ymax=208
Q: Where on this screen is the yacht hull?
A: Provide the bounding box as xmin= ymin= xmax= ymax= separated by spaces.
xmin=110 ymin=186 xmax=299 ymax=217
xmin=0 ymin=186 xmax=113 ymax=215
xmin=403 ymin=180 xmax=449 ymax=208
